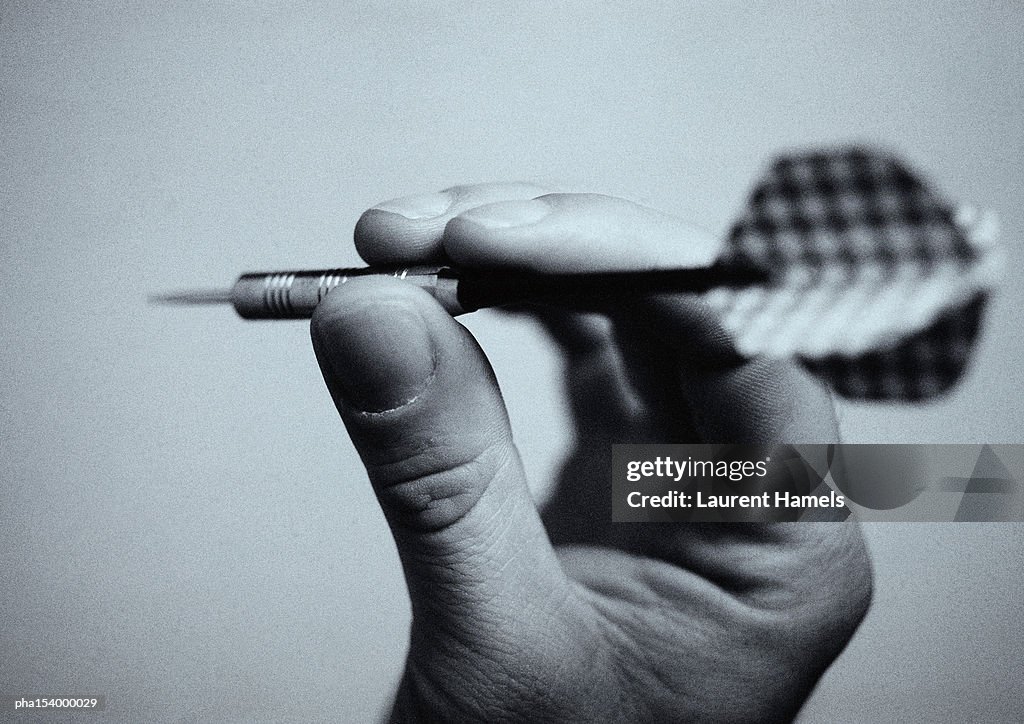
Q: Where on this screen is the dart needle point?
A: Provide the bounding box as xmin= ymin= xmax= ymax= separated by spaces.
xmin=149 ymin=289 xmax=234 ymax=305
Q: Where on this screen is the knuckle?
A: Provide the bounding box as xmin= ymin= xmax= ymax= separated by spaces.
xmin=367 ymin=436 xmax=517 ymax=533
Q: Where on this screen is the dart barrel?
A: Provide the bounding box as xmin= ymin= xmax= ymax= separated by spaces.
xmin=230 ymin=266 xmax=465 ymax=318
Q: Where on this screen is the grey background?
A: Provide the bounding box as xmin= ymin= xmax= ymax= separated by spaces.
xmin=2 ymin=2 xmax=1022 ymax=722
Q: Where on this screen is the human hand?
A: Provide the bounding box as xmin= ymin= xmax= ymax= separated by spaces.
xmin=310 ymin=183 xmax=872 ymax=723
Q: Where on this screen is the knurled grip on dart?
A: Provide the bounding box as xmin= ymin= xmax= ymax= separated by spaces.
xmin=231 ymin=266 xmax=466 ymax=318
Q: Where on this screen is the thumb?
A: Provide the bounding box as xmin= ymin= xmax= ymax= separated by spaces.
xmin=310 ymin=276 xmax=568 ymax=635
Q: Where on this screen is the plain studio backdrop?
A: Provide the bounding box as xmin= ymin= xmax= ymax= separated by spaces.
xmin=2 ymin=2 xmax=1022 ymax=722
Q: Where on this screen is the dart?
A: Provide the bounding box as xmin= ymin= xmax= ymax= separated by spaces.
xmin=152 ymin=147 xmax=1002 ymax=402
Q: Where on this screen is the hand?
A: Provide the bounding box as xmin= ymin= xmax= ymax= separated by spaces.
xmin=310 ymin=183 xmax=873 ymax=723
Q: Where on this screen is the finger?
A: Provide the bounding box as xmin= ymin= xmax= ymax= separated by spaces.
xmin=443 ymin=192 xmax=723 ymax=272
xmin=619 ymin=296 xmax=839 ymax=444
xmin=354 ymin=182 xmax=550 ymax=265
xmin=531 ymin=308 xmax=644 ymax=434
xmin=309 ymin=276 xmax=571 ymax=639
xmin=532 ymin=309 xmax=653 ymax=546
xmin=533 ymin=307 xmax=708 ymax=548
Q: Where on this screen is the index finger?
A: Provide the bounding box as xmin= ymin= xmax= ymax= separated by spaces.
xmin=355 ymin=182 xmax=550 ymax=265
xmin=444 ymin=192 xmax=722 ymax=273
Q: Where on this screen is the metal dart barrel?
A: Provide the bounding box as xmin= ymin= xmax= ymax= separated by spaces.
xmin=230 ymin=266 xmax=465 ymax=318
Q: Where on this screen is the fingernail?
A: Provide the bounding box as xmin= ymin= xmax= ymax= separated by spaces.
xmin=372 ymin=191 xmax=454 ymax=220
xmin=459 ymin=199 xmax=550 ymax=229
xmin=318 ymin=300 xmax=436 ymax=412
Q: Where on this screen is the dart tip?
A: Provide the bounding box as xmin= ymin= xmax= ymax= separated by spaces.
xmin=149 ymin=289 xmax=234 ymax=305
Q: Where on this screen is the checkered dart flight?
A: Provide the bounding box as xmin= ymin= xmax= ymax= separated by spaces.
xmin=702 ymin=147 xmax=1002 ymax=401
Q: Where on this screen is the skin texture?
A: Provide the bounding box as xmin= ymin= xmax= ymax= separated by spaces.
xmin=311 ymin=184 xmax=873 ymax=723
